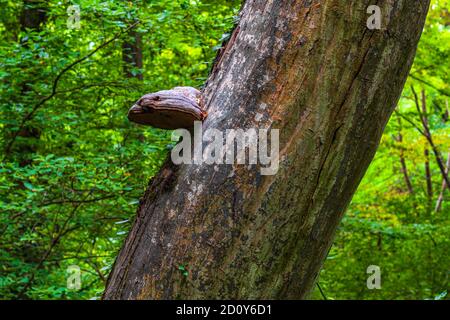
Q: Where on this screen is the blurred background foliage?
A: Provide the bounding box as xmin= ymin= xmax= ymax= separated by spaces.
xmin=0 ymin=0 xmax=448 ymax=299
xmin=311 ymin=0 xmax=450 ymax=300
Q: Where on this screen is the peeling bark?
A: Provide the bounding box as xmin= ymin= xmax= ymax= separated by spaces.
xmin=104 ymin=0 xmax=430 ymax=299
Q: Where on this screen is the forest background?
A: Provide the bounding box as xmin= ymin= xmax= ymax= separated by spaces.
xmin=0 ymin=0 xmax=448 ymax=299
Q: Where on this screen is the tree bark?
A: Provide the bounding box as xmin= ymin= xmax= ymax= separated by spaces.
xmin=104 ymin=0 xmax=430 ymax=299
xmin=395 ymin=117 xmax=414 ymax=194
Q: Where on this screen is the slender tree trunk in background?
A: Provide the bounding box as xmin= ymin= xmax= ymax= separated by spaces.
xmin=122 ymin=29 xmax=143 ymax=80
xmin=400 ymin=154 xmax=414 ymax=194
xmin=421 ymin=90 xmax=433 ymax=202
xmin=15 ymin=5 xmax=48 ymax=297
xmin=122 ymin=1 xmax=142 ymax=79
xmin=413 ymin=88 xmax=450 ymax=191
xmin=12 ymin=0 xmax=47 ymax=166
xmin=435 ymin=150 xmax=450 ymax=212
xmin=396 ymin=117 xmax=414 ymax=194
xmin=424 ymin=148 xmax=433 ymax=201
xmin=435 ymin=101 xmax=450 ymax=212
xmin=20 ymin=0 xmax=47 ymax=32
xmin=104 ymin=0 xmax=430 ymax=299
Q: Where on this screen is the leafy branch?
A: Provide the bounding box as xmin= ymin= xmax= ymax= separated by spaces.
xmin=3 ymin=21 xmax=140 ymax=159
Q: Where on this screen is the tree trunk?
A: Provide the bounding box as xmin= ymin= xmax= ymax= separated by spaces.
xmin=11 ymin=0 xmax=48 ymax=165
xmin=435 ymin=100 xmax=450 ymax=212
xmin=104 ymin=0 xmax=430 ymax=299
xmin=395 ymin=117 xmax=414 ymax=194
xmin=413 ymin=87 xmax=450 ymax=190
xmin=20 ymin=0 xmax=47 ymax=32
xmin=421 ymin=90 xmax=433 ymax=202
xmin=424 ymin=147 xmax=433 ymax=201
xmin=435 ymin=150 xmax=450 ymax=212
xmin=122 ymin=29 xmax=143 ymax=80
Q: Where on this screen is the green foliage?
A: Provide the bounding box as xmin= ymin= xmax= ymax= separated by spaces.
xmin=0 ymin=0 xmax=239 ymax=299
xmin=1 ymin=0 xmax=448 ymax=300
xmin=311 ymin=0 xmax=450 ymax=300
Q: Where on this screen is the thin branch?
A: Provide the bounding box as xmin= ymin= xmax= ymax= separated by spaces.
xmin=410 ymin=73 xmax=450 ymax=98
xmin=55 ymin=81 xmax=130 ymax=94
xmin=393 ymin=109 xmax=425 ymax=136
xmin=3 ymin=21 xmax=140 ymax=159
xmin=40 ymin=195 xmax=116 ymax=207
xmin=17 ymin=190 xmax=93 ymax=298
xmin=46 ymin=255 xmax=111 ymax=262
xmin=316 ymin=282 xmax=328 ymax=300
